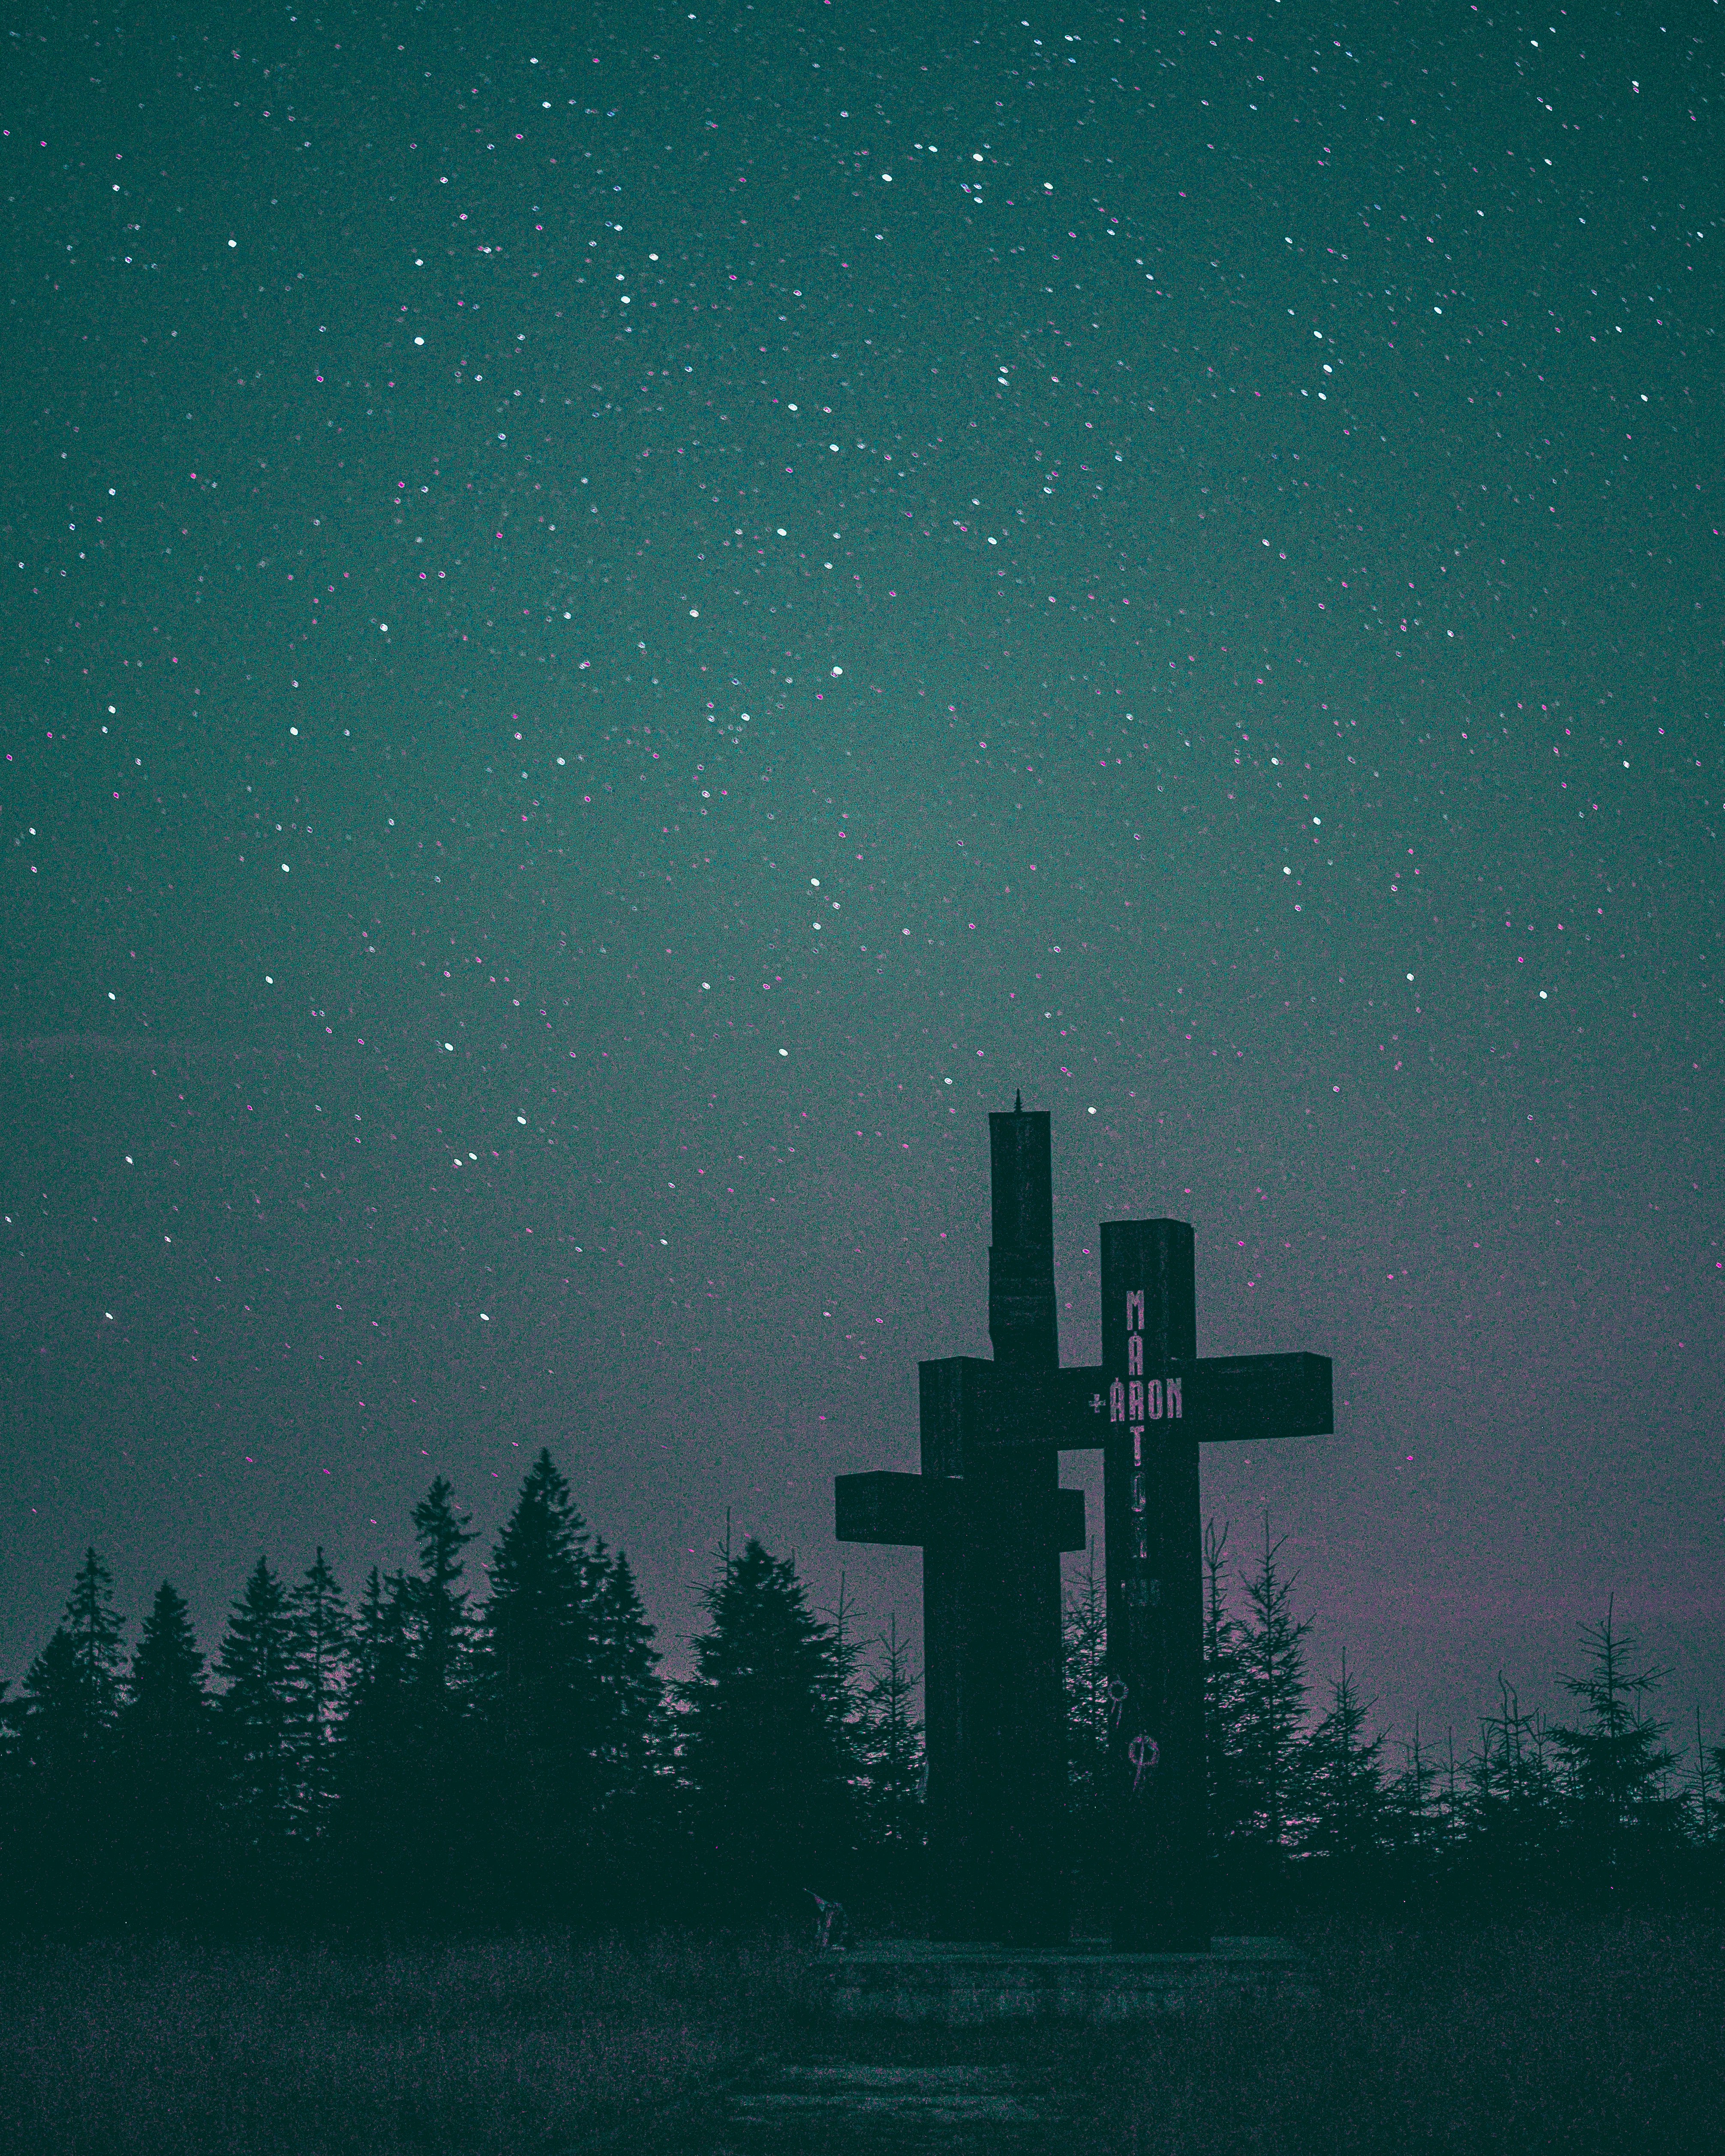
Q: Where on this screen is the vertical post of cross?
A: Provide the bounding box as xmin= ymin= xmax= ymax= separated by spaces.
xmin=1100 ymin=1220 xmax=1206 ymax=1950
xmin=916 ymin=1104 xmax=1068 ymax=1945
xmin=920 ymin=1102 xmax=1072 ymax=1942
xmin=977 ymin=1103 xmax=1067 ymax=1943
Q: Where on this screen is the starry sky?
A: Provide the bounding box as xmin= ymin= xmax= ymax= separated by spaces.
xmin=3 ymin=1 xmax=1720 ymax=1762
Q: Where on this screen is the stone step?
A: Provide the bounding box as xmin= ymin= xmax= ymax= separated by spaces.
xmin=818 ymin=1934 xmax=1314 ymax=2024
xmin=715 ymin=2060 xmax=1069 ymax=2154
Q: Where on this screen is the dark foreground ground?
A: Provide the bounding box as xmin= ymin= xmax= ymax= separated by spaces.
xmin=1 ymin=1914 xmax=1721 ymax=2156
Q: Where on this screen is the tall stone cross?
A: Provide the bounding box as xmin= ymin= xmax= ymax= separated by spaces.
xmin=834 ymin=1100 xmax=1333 ymax=1950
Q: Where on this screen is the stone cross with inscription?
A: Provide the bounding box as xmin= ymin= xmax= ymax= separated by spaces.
xmin=835 ymin=1100 xmax=1333 ymax=1950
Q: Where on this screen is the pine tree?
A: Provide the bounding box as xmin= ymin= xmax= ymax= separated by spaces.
xmin=1235 ymin=1518 xmax=1312 ymax=1853
xmin=1385 ymin=1715 xmax=1447 ymax=1874
xmin=1202 ymin=1520 xmax=1251 ymax=1855
xmin=0 ymin=1676 xmax=21 ymax=1927
xmin=478 ymin=1450 xmax=604 ymax=1911
xmin=826 ymin=1570 xmax=869 ymax=1796
xmin=1301 ymin=1650 xmax=1389 ymax=1866
xmin=1688 ymin=1709 xmax=1718 ymax=1849
xmin=217 ymin=1556 xmax=298 ymax=1852
xmin=1442 ymin=1726 xmax=1465 ymax=1854
xmin=584 ymin=1545 xmax=667 ymax=1909
xmin=593 ymin=1547 xmax=662 ymax=1808
xmin=410 ymin=1476 xmax=476 ymax=1718
xmin=1063 ymin=1541 xmax=1110 ymax=1801
xmin=126 ymin=1587 xmax=207 ymax=1716
xmin=4 ymin=1554 xmax=127 ymax=1925
xmin=333 ymin=1567 xmax=418 ymax=1917
xmin=6 ymin=1632 xmax=95 ymax=1924
xmin=1709 ymin=1740 xmax=1725 ymax=1850
xmin=856 ymin=1616 xmax=924 ymax=1868
xmin=16 ymin=1628 xmax=98 ymax=1780
xmin=126 ymin=1582 xmax=207 ymax=1738
xmin=289 ymin=1549 xmax=351 ymax=1838
xmin=1551 ymin=1600 xmax=1684 ymax=1889
xmin=1464 ymin=1673 xmax=1561 ymax=1889
xmin=120 ymin=1581 xmax=215 ymax=1924
xmin=1061 ymin=1542 xmax=1111 ymax=1922
xmin=63 ymin=1548 xmax=126 ymax=1746
xmin=677 ymin=1536 xmax=856 ymax=1918
xmin=482 ymin=1449 xmax=599 ymax=1739
xmin=352 ymin=1567 xmax=414 ymax=1699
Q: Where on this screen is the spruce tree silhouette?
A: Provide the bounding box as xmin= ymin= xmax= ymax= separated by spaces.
xmin=588 ymin=1544 xmax=665 ymax=1906
xmin=0 ymin=1672 xmax=14 ymax=1793
xmin=1705 ymin=1731 xmax=1725 ymax=1855
xmin=289 ymin=1549 xmax=351 ymax=1843
xmin=120 ymin=1581 xmax=215 ymax=1925
xmin=1385 ymin=1718 xmax=1452 ymax=1887
xmin=400 ymin=1480 xmax=480 ymax=1914
xmin=1552 ymin=1600 xmax=1686 ymax=1896
xmin=1202 ymin=1520 xmax=1251 ymax=1865
xmin=127 ymin=1581 xmax=208 ymax=1738
xmin=826 ymin=1571 xmax=867 ymax=1764
xmin=593 ymin=1546 xmax=662 ymax=1806
xmin=479 ymin=1448 xmax=603 ymax=1916
xmin=411 ymin=1477 xmax=477 ymax=1716
xmin=0 ymin=1675 xmax=15 ymax=1898
xmin=350 ymin=1567 xmax=416 ymax=1722
xmin=336 ymin=1567 xmax=418 ymax=1922
xmin=1684 ymin=1708 xmax=1716 ymax=1852
xmin=1063 ymin=1542 xmax=1109 ymax=1798
xmin=677 ymin=1537 xmax=856 ymax=1922
xmin=65 ymin=1549 xmax=126 ymax=1734
xmin=218 ymin=1558 xmax=298 ymax=1877
xmin=5 ymin=1551 xmax=126 ymax=1926
xmin=857 ymin=1615 xmax=924 ymax=1910
xmin=13 ymin=1631 xmax=87 ymax=1778
xmin=1301 ymin=1650 xmax=1390 ymax=1872
xmin=1235 ymin=1520 xmax=1312 ymax=1871
xmin=1465 ymin=1675 xmax=1562 ymax=1895
xmin=1062 ymin=1542 xmax=1109 ymax=1924
xmin=18 ymin=1629 xmax=109 ymax=1782
xmin=9 ymin=1632 xmax=100 ymax=1926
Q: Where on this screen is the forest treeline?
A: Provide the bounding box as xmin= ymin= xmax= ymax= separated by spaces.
xmin=2 ymin=1457 xmax=1719 ymax=1936
xmin=1069 ymin=1520 xmax=1723 ymax=1925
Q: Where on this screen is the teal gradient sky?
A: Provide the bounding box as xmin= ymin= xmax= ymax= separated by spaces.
xmin=3 ymin=1 xmax=1720 ymax=1761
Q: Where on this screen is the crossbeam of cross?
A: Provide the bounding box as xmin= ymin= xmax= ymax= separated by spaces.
xmin=837 ymin=1352 xmax=1331 ymax=1516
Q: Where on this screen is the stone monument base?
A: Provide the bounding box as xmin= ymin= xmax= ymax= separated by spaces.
xmin=817 ymin=1937 xmax=1313 ymax=2024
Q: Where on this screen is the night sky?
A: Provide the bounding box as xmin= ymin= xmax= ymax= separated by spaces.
xmin=3 ymin=3 xmax=1721 ymax=1765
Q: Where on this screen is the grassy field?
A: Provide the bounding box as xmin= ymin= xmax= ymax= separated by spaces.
xmin=0 ymin=1931 xmax=811 ymax=2156
xmin=0 ymin=1913 xmax=1720 ymax=2155
xmin=1099 ymin=1913 xmax=1725 ymax=2155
